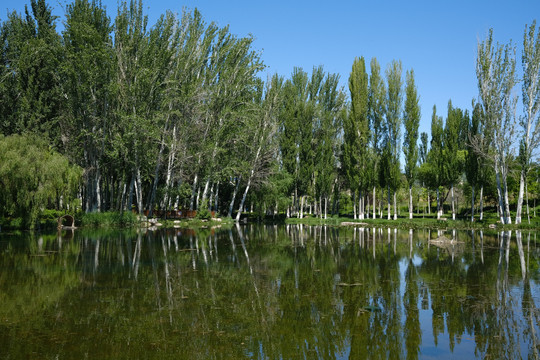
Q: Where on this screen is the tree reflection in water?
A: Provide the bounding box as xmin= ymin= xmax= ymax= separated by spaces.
xmin=0 ymin=225 xmax=538 ymax=359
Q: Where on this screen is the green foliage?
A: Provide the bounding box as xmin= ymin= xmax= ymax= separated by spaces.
xmin=80 ymin=211 xmax=137 ymax=227
xmin=344 ymin=57 xmax=369 ymax=193
xmin=0 ymin=134 xmax=82 ymax=229
xmin=403 ymin=69 xmax=420 ymax=188
xmin=196 ymin=199 xmax=212 ymax=220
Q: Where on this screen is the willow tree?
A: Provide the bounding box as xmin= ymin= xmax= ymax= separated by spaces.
xmin=403 ymin=69 xmax=420 ymax=219
xmin=0 ymin=134 xmax=81 ymax=229
xmin=475 ymin=28 xmax=517 ymax=224
xmin=346 ymin=56 xmax=369 ymax=219
xmin=516 ymin=21 xmax=540 ymax=224
xmin=384 ymin=60 xmax=403 ymax=220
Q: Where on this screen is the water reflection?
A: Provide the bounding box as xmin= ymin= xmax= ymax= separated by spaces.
xmin=0 ymin=226 xmax=538 ymax=359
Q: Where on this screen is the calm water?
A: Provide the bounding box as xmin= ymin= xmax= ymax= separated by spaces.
xmin=0 ymin=225 xmax=538 ymax=359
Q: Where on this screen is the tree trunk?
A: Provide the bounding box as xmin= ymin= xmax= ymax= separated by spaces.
xmin=372 ymin=186 xmax=376 ymax=219
xmin=436 ymin=188 xmax=440 ymax=220
xmin=427 ymin=190 xmax=431 ymax=215
xmin=451 ymin=183 xmax=455 ymax=220
xmin=516 ymin=169 xmax=525 ymax=224
xmin=353 ymin=191 xmax=357 ymax=220
xmin=393 ymin=191 xmax=397 ymax=220
xmin=214 ymin=181 xmax=220 ymax=214
xmin=479 ymin=185 xmax=484 ymax=221
xmin=494 ymin=163 xmax=506 ymax=224
xmin=358 ymin=190 xmax=363 ymax=220
xmin=228 ymin=177 xmax=241 ymax=218
xmin=300 ymin=195 xmax=305 ymax=219
xmin=471 ymin=184 xmax=475 ymax=222
xmin=503 ymin=174 xmax=512 ymax=224
xmin=387 ymin=186 xmax=391 ymax=220
xmin=236 ymin=177 xmax=251 ymax=222
xmin=324 ymin=196 xmax=328 ymax=219
xmin=409 ymin=185 xmax=413 ymax=219
xmin=208 ymin=182 xmax=215 ymax=211
xmin=189 ymin=173 xmax=198 ymax=211
xmin=525 ymin=180 xmax=530 ymax=224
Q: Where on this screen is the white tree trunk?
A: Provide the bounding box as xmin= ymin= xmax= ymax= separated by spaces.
xmin=479 ymin=185 xmax=484 ymax=221
xmin=190 ymin=173 xmax=198 ymax=211
xmin=393 ymin=191 xmax=397 ymax=220
xmin=353 ymin=192 xmax=357 ymax=220
xmin=409 ymin=185 xmax=413 ymax=219
xmin=372 ymin=186 xmax=376 ymax=219
xmin=451 ymin=183 xmax=455 ymax=220
xmin=471 ymin=184 xmax=475 ymax=222
xmin=427 ymin=191 xmax=431 ymax=215
xmin=387 ymin=187 xmax=391 ymax=220
xmin=436 ymin=188 xmax=441 ymax=220
xmin=359 ymin=190 xmax=363 ymax=220
xmin=525 ymin=180 xmax=531 ymax=224
xmin=516 ymin=170 xmax=525 ymax=224
xmin=228 ymin=177 xmax=241 ymax=218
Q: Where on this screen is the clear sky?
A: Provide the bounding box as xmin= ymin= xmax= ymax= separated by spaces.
xmin=2 ymin=0 xmax=540 ymax=137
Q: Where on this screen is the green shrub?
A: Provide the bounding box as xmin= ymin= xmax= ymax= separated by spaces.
xmin=80 ymin=211 xmax=137 ymax=227
xmin=196 ymin=200 xmax=212 ymax=220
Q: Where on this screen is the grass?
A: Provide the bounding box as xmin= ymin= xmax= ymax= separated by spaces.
xmin=79 ymin=211 xmax=138 ymax=227
xmin=282 ymin=212 xmax=540 ymax=231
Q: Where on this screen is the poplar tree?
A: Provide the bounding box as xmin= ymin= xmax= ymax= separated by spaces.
xmin=62 ymin=0 xmax=113 ymax=213
xmin=368 ymin=58 xmax=386 ymax=218
xmin=384 ymin=60 xmax=403 ymax=220
xmin=403 ymin=69 xmax=420 ymax=219
xmin=444 ymin=101 xmax=467 ymax=220
xmin=516 ymin=20 xmax=540 ymax=224
xmin=346 ymin=57 xmax=369 ymax=219
xmin=475 ymin=28 xmax=517 ymax=224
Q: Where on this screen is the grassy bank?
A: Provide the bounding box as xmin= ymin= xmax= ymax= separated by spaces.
xmin=283 ymin=214 xmax=540 ymax=231
xmin=3 ymin=209 xmax=540 ymax=232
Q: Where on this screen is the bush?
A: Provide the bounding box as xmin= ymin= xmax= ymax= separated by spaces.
xmin=196 ymin=200 xmax=212 ymax=221
xmin=80 ymin=211 xmax=137 ymax=227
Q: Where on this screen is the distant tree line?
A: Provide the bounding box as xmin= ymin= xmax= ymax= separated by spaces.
xmin=1 ymin=0 xmax=539 ymax=227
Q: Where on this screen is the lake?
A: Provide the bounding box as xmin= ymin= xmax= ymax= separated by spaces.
xmin=0 ymin=225 xmax=538 ymax=359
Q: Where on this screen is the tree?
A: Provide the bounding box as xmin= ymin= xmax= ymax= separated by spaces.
xmin=475 ymin=28 xmax=517 ymax=224
xmin=0 ymin=0 xmax=63 ymax=143
xmin=444 ymin=101 xmax=467 ymax=220
xmin=516 ymin=20 xmax=540 ymax=224
xmin=368 ymin=58 xmax=386 ymax=219
xmin=345 ymin=56 xmax=369 ymax=219
xmin=315 ymin=72 xmax=345 ymax=219
xmin=62 ymin=0 xmax=113 ymax=213
xmin=424 ymin=105 xmax=444 ymax=219
xmin=403 ymin=69 xmax=420 ymax=219
xmin=0 ymin=134 xmax=81 ymax=228
xmin=384 ymin=60 xmax=403 ymax=220
xmin=235 ymin=75 xmax=282 ymax=221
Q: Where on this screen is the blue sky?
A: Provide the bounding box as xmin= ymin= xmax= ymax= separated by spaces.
xmin=2 ymin=0 xmax=540 ymax=137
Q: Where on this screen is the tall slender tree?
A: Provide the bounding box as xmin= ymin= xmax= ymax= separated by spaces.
xmin=516 ymin=20 xmax=540 ymax=224
xmin=475 ymin=28 xmax=517 ymax=224
xmin=384 ymin=60 xmax=403 ymax=220
xmin=368 ymin=58 xmax=386 ymax=219
xmin=403 ymin=69 xmax=420 ymax=219
xmin=346 ymin=57 xmax=369 ymax=219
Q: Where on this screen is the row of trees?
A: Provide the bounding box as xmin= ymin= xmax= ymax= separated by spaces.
xmin=1 ymin=0 xmax=540 ymax=226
